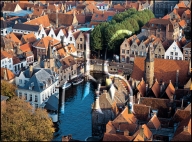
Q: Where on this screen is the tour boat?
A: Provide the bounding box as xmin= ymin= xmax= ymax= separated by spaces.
xmin=62 ymin=82 xmax=72 ymax=89
xmin=72 ymin=78 xmax=84 ymax=85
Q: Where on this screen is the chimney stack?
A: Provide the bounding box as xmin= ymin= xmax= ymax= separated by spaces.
xmin=139 ymin=125 xmax=144 ymax=138
xmin=29 ymin=65 xmax=33 ymax=78
xmin=124 ymin=129 xmax=129 ymax=136
xmin=175 ymin=70 xmax=179 ymax=89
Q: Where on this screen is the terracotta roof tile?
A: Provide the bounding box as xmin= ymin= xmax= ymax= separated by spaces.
xmin=91 ymin=11 xmax=116 ymax=22
xmin=184 ymin=103 xmax=191 ymax=112
xmin=12 ymin=56 xmax=21 ymax=65
xmin=136 ymin=79 xmax=146 ymax=97
xmin=134 ymin=133 xmax=144 ymax=141
xmin=142 ymin=124 xmax=152 ymax=139
xmin=5 ymin=33 xmax=21 ymax=45
xmin=179 ymin=19 xmax=187 ymax=28
xmin=33 ymin=36 xmax=60 ymax=49
xmin=183 ymin=41 xmax=191 ymax=49
xmin=162 ymin=14 xmax=170 ymax=20
xmin=147 ymin=114 xmax=161 ymax=130
xmin=32 ymin=8 xmax=44 ymax=17
xmin=21 ymin=32 xmax=37 ymax=44
xmin=1 ymin=68 xmax=15 ymax=81
xmin=179 ymin=37 xmax=187 ymax=47
xmin=131 ymin=57 xmax=190 ymax=86
xmin=172 ymin=109 xmax=191 ymax=123
xmin=66 ymin=44 xmax=76 ymax=54
xmin=151 ymin=80 xmax=160 ymax=98
xmin=111 ymin=122 xmax=138 ymax=134
xmin=106 ymin=121 xmax=116 ymax=134
xmin=165 ymin=81 xmax=175 ymax=100
xmin=76 ymin=14 xmax=86 ymax=24
xmin=133 ymin=104 xmax=150 ymax=121
xmin=57 ymin=48 xmax=67 ymax=58
xmin=2 ymin=3 xmax=18 ymax=11
xmin=184 ymin=9 xmax=191 ymax=17
xmin=20 ymin=43 xmax=32 ymax=52
xmin=177 ymin=1 xmax=187 ymax=8
xmin=113 ymin=106 xmax=137 ymax=124
xmin=61 ymin=55 xmax=76 ymax=69
xmin=1 ymin=51 xmax=13 ymax=60
xmin=103 ymin=133 xmax=135 ymax=141
xmin=24 ymin=15 xmax=50 ymax=28
xmin=72 ymin=30 xmax=81 ymax=40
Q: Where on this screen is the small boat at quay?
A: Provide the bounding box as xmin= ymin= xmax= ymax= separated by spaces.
xmin=62 ymin=82 xmax=72 ymax=89
xmin=72 ymin=78 xmax=84 ymax=85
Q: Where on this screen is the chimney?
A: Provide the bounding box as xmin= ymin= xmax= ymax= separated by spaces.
xmin=146 ymin=84 xmax=148 ymax=95
xmin=175 ymin=70 xmax=179 ymax=89
xmin=181 ymin=99 xmax=184 ymax=109
xmin=124 ymin=129 xmax=129 ymax=136
xmin=3 ymin=68 xmax=8 ymax=81
xmin=56 ymin=9 xmax=58 ymax=28
xmin=160 ymin=82 xmax=165 ymax=94
xmin=29 ymin=65 xmax=33 ymax=78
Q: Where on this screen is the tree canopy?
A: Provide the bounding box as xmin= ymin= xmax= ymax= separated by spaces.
xmin=90 ymin=9 xmax=155 ymax=57
xmin=1 ymin=80 xmax=17 ymax=99
xmin=1 ymin=97 xmax=55 ymax=141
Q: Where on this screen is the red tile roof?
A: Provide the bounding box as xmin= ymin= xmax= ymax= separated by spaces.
xmin=177 ymin=1 xmax=187 ymax=8
xmin=20 ymin=43 xmax=32 ymax=52
xmin=5 ymin=33 xmax=21 ymax=45
xmin=179 ymin=19 xmax=187 ymax=28
xmin=162 ymin=14 xmax=170 ymax=20
xmin=57 ymin=48 xmax=67 ymax=58
xmin=103 ymin=133 xmax=135 ymax=141
xmin=142 ymin=124 xmax=152 ymax=139
xmin=32 ymin=8 xmax=44 ymax=17
xmin=133 ymin=104 xmax=150 ymax=121
xmin=165 ymin=81 xmax=175 ymax=100
xmin=1 ymin=68 xmax=15 ymax=81
xmin=33 ymin=36 xmax=60 ymax=49
xmin=136 ymin=78 xmax=146 ymax=97
xmin=151 ymin=79 xmax=160 ymax=98
xmin=21 ymin=32 xmax=37 ymax=44
xmin=172 ymin=109 xmax=191 ymax=123
xmin=12 ymin=56 xmax=21 ymax=65
xmin=24 ymin=15 xmax=51 ymax=28
xmin=1 ymin=51 xmax=13 ymax=60
xmin=131 ymin=57 xmax=190 ymax=86
xmin=147 ymin=114 xmax=161 ymax=130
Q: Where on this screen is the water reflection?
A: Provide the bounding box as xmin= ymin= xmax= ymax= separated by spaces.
xmin=53 ymin=81 xmax=95 ymax=141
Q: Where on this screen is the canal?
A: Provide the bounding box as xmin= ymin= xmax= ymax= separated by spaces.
xmin=53 ymin=79 xmax=98 ymax=141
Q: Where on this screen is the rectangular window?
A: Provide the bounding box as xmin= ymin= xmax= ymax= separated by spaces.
xmin=51 ymin=34 xmax=53 ymax=38
xmin=185 ymin=57 xmax=188 ymax=60
xmin=166 ymin=56 xmax=169 ymax=59
xmin=155 ymin=54 xmax=157 ymax=58
xmin=80 ymin=38 xmax=82 ymax=41
xmin=19 ymin=79 xmax=22 ymax=84
xmin=80 ymin=44 xmax=82 ymax=49
xmin=42 ymin=34 xmax=44 ymax=38
xmin=175 ymin=57 xmax=178 ymax=60
xmin=132 ymin=51 xmax=134 ymax=54
xmin=5 ymin=65 xmax=7 ymax=68
xmin=35 ymin=104 xmax=38 ymax=109
xmin=159 ymin=49 xmax=161 ymax=52
xmin=42 ymin=94 xmax=44 ymax=101
xmin=162 ymin=55 xmax=164 ymax=58
xmin=170 ymin=56 xmax=173 ymax=59
xmin=2 ymin=61 xmax=4 ymax=64
xmin=9 ymin=65 xmax=11 ymax=68
xmin=24 ymin=93 xmax=27 ymax=100
xmin=126 ymin=50 xmax=129 ymax=54
xmin=179 ymin=57 xmax=182 ymax=60
xmin=35 ymin=95 xmax=38 ymax=102
xmin=170 ymin=52 xmax=173 ymax=55
xmin=70 ymin=37 xmax=72 ymax=41
xmin=175 ymin=52 xmax=178 ymax=56
xmin=140 ymin=51 xmax=143 ymax=56
xmin=185 ymin=51 xmax=188 ymax=55
xmin=125 ymin=44 xmax=127 ymax=47
xmin=29 ymin=94 xmax=32 ymax=101
xmin=122 ymin=49 xmax=125 ymax=54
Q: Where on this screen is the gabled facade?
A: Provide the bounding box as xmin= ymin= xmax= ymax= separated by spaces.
xmin=154 ymin=40 xmax=165 ymax=59
xmin=2 ymin=3 xmax=22 ymax=14
xmin=1 ymin=67 xmax=15 ymax=84
xmin=182 ymin=42 xmax=191 ymax=61
xmin=164 ymin=41 xmax=183 ymax=60
xmin=120 ymin=38 xmax=131 ymax=63
xmin=48 ymin=27 xmax=57 ymax=39
xmin=1 ymin=50 xmax=13 ymax=71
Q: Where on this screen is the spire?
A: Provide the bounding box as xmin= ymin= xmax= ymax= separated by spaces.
xmin=146 ymin=44 xmax=154 ymax=62
xmin=47 ymin=40 xmax=53 ymax=59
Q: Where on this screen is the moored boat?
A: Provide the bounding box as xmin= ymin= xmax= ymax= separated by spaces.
xmin=62 ymin=82 xmax=72 ymax=89
xmin=72 ymin=78 xmax=84 ymax=85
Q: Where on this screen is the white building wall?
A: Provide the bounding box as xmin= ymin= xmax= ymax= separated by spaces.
xmin=56 ymin=29 xmax=65 ymax=41
xmin=13 ymin=29 xmax=39 ymax=39
xmin=1 ymin=58 xmax=13 ymax=71
xmin=37 ymin=28 xmax=47 ymax=39
xmin=15 ymin=71 xmax=30 ymax=87
xmin=164 ymin=41 xmax=183 ymax=60
xmin=48 ymin=28 xmax=57 ymax=39
xmin=1 ymin=27 xmax=12 ymax=36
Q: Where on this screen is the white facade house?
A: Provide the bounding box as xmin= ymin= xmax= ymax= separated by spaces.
xmin=96 ymin=3 xmax=109 ymax=11
xmin=16 ymin=67 xmax=59 ymax=122
xmin=55 ymin=28 xmax=66 ymax=42
xmin=37 ymin=26 xmax=47 ymax=39
xmin=48 ymin=28 xmax=57 ymax=39
xmin=164 ymin=41 xmax=183 ymax=60
xmin=13 ymin=56 xmax=27 ymax=74
xmin=1 ymin=50 xmax=14 ymax=71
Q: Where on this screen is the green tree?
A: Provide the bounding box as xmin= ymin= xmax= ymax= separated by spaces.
xmin=1 ymin=97 xmax=55 ymax=141
xmin=90 ymin=25 xmax=103 ymax=57
xmin=1 ymin=80 xmax=17 ymax=99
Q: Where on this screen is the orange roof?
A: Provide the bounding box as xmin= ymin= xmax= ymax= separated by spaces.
xmin=1 ymin=68 xmax=15 ymax=81
xmin=66 ymin=44 xmax=77 ymax=54
xmin=183 ymin=42 xmax=191 ymax=49
xmin=5 ymin=33 xmax=21 ymax=45
xmin=12 ymin=56 xmax=21 ymax=65
xmin=24 ymin=15 xmax=50 ymax=28
xmin=20 ymin=43 xmax=32 ymax=52
xmin=21 ymin=32 xmax=37 ymax=44
xmin=32 ymin=8 xmax=44 ymax=17
xmin=165 ymin=81 xmax=175 ymax=100
xmin=91 ymin=11 xmax=116 ymax=22
xmin=184 ymin=9 xmax=191 ymax=15
xmin=179 ymin=19 xmax=187 ymax=28
xmin=147 ymin=114 xmax=161 ymax=130
xmin=105 ymin=121 xmax=116 ymax=134
xmin=162 ymin=14 xmax=170 ymax=20
xmin=142 ymin=124 xmax=152 ymax=139
xmin=57 ymin=48 xmax=67 ymax=58
xmin=1 ymin=51 xmax=13 ymax=59
xmin=113 ymin=106 xmax=137 ymax=124
xmin=136 ymin=79 xmax=146 ymax=97
xmin=103 ymin=133 xmax=135 ymax=141
xmin=33 ymin=36 xmax=60 ymax=49
xmin=131 ymin=57 xmax=190 ymax=86
xmin=72 ymin=30 xmax=81 ymax=40
xmin=177 ymin=1 xmax=187 ymax=8
xmin=151 ymin=79 xmax=160 ymax=98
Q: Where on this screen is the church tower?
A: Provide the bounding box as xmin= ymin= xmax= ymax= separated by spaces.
xmin=145 ymin=44 xmax=154 ymax=88
xmin=46 ymin=40 xmax=55 ymax=71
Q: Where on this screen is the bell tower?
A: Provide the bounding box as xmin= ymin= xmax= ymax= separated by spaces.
xmin=145 ymin=44 xmax=154 ymax=88
xmin=46 ymin=40 xmax=55 ymax=71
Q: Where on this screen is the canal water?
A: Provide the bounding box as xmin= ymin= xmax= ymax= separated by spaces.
xmin=53 ymin=80 xmax=98 ymax=141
